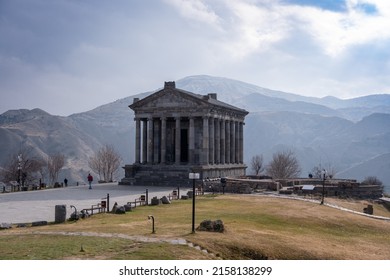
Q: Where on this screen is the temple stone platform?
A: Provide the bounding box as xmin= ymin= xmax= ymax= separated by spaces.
xmin=120 ymin=163 xmax=247 ymax=186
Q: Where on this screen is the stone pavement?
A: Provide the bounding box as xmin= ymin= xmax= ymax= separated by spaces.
xmin=0 ymin=183 xmax=187 ymax=224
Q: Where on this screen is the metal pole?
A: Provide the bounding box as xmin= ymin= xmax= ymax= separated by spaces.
xmin=192 ymin=178 xmax=196 ymax=233
xmin=148 ymin=215 xmax=155 ymax=234
xmin=146 ymin=189 xmax=149 ymax=205
xmin=107 ymin=193 xmax=110 ymax=212
xmin=321 ymin=170 xmax=326 ymax=205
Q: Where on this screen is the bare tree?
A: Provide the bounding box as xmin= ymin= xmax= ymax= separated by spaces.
xmin=361 ymin=176 xmax=383 ymax=186
xmin=0 ymin=148 xmax=45 ymax=187
xmin=310 ymin=163 xmax=337 ymax=179
xmin=266 ymin=150 xmax=301 ymax=179
xmin=251 ymin=154 xmax=265 ymax=176
xmin=47 ymin=153 xmax=65 ymax=185
xmin=89 ymin=144 xmax=121 ymax=182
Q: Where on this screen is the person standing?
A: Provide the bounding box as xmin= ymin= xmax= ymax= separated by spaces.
xmin=64 ymin=178 xmax=68 ymax=187
xmin=87 ymin=173 xmax=93 ymax=189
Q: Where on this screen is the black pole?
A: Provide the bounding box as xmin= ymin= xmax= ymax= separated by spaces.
xmin=107 ymin=193 xmax=110 ymax=212
xmin=321 ymin=175 xmax=325 ymax=205
xmin=177 ymin=186 xmax=180 ymax=200
xmin=192 ymin=178 xmax=196 ymax=233
xmin=146 ymin=189 xmax=149 ymax=205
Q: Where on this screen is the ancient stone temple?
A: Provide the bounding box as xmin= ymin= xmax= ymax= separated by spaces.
xmin=120 ymin=81 xmax=249 ymax=186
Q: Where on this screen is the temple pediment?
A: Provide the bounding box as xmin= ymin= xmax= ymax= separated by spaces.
xmin=132 ymin=89 xmax=204 ymax=110
xmin=130 ymin=81 xmax=248 ymax=117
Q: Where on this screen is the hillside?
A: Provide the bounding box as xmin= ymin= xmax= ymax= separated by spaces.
xmin=0 ymin=75 xmax=390 ymax=186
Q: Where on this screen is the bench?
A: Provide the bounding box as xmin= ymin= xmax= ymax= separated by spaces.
xmin=127 ymin=195 xmax=146 ymax=208
xmin=169 ymin=189 xmax=179 ymax=200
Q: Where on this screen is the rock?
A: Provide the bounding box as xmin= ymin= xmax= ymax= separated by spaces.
xmin=80 ymin=210 xmax=90 ymax=218
xmin=124 ymin=203 xmax=132 ymax=212
xmin=111 ymin=202 xmax=119 ymax=213
xmin=151 ymin=196 xmax=161 ymax=205
xmin=0 ymin=223 xmax=12 ymax=230
xmin=115 ymin=206 xmax=126 ymax=214
xmin=16 ymin=223 xmax=27 ymax=228
xmin=111 ymin=202 xmax=126 ymax=214
xmin=31 ymin=221 xmax=48 ymax=227
xmin=197 ymin=219 xmax=225 ymax=233
xmin=69 ymin=212 xmax=80 ymax=221
xmin=161 ymin=196 xmax=171 ymax=204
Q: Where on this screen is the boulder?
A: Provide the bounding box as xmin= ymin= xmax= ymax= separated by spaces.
xmin=161 ymin=196 xmax=171 ymax=204
xmin=69 ymin=212 xmax=80 ymax=221
xmin=197 ymin=219 xmax=225 ymax=233
xmin=112 ymin=202 xmax=126 ymax=214
xmin=151 ymin=196 xmax=161 ymax=206
xmin=115 ymin=206 xmax=126 ymax=214
xmin=124 ymin=203 xmax=132 ymax=212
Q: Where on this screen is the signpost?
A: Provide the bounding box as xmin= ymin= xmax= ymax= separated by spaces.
xmin=189 ymin=172 xmax=200 ymax=233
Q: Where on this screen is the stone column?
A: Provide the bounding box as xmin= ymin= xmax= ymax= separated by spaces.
xmin=202 ymin=116 xmax=209 ymax=165
xmin=239 ymin=122 xmax=244 ymax=163
xmin=160 ymin=117 xmax=166 ymax=164
xmin=235 ymin=121 xmax=240 ymax=164
xmin=147 ymin=117 xmax=153 ymax=164
xmin=225 ymin=120 xmax=230 ymax=164
xmin=230 ymin=120 xmax=235 ymax=164
xmin=215 ymin=118 xmax=220 ymax=164
xmin=135 ymin=118 xmax=141 ymax=164
xmin=142 ymin=119 xmax=147 ymax=163
xmin=220 ymin=119 xmax=225 ymax=164
xmin=189 ymin=117 xmax=195 ymax=164
xmin=209 ymin=117 xmax=215 ymax=164
xmin=153 ymin=119 xmax=160 ymax=164
xmin=175 ymin=117 xmax=181 ymax=164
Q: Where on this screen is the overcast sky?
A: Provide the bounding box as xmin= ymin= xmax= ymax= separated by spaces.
xmin=1 ymin=0 xmax=390 ymax=116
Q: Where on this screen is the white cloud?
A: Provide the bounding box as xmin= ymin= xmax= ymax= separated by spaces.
xmin=288 ymin=0 xmax=390 ymax=56
xmin=164 ymin=0 xmax=222 ymax=28
xmin=221 ymin=1 xmax=292 ymax=58
xmin=166 ymin=0 xmax=390 ymax=58
xmin=2 ymin=0 xmax=390 ymax=115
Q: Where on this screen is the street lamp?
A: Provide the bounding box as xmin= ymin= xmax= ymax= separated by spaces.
xmin=17 ymin=154 xmax=22 ymax=191
xmin=189 ymin=172 xmax=200 ymax=233
xmin=320 ymin=169 xmax=327 ymax=205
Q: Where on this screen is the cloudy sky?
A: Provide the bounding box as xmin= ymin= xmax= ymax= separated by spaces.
xmin=1 ymin=0 xmax=390 ymax=116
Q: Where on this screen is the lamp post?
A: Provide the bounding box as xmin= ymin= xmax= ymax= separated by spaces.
xmin=17 ymin=154 xmax=22 ymax=191
xmin=321 ymin=169 xmax=327 ymax=205
xmin=189 ymin=172 xmax=200 ymax=234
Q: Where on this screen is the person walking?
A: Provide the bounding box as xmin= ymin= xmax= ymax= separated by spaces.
xmin=87 ymin=173 xmax=93 ymax=189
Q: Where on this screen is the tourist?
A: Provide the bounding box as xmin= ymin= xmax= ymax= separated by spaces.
xmin=87 ymin=173 xmax=93 ymax=189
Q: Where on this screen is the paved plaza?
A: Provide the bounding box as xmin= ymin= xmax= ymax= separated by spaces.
xmin=0 ymin=183 xmax=187 ymax=224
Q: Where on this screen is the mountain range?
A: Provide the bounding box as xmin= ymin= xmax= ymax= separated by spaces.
xmin=1 ymin=75 xmax=389 ymax=186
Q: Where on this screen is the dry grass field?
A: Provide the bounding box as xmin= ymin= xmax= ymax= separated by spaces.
xmin=1 ymin=194 xmax=389 ymax=260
